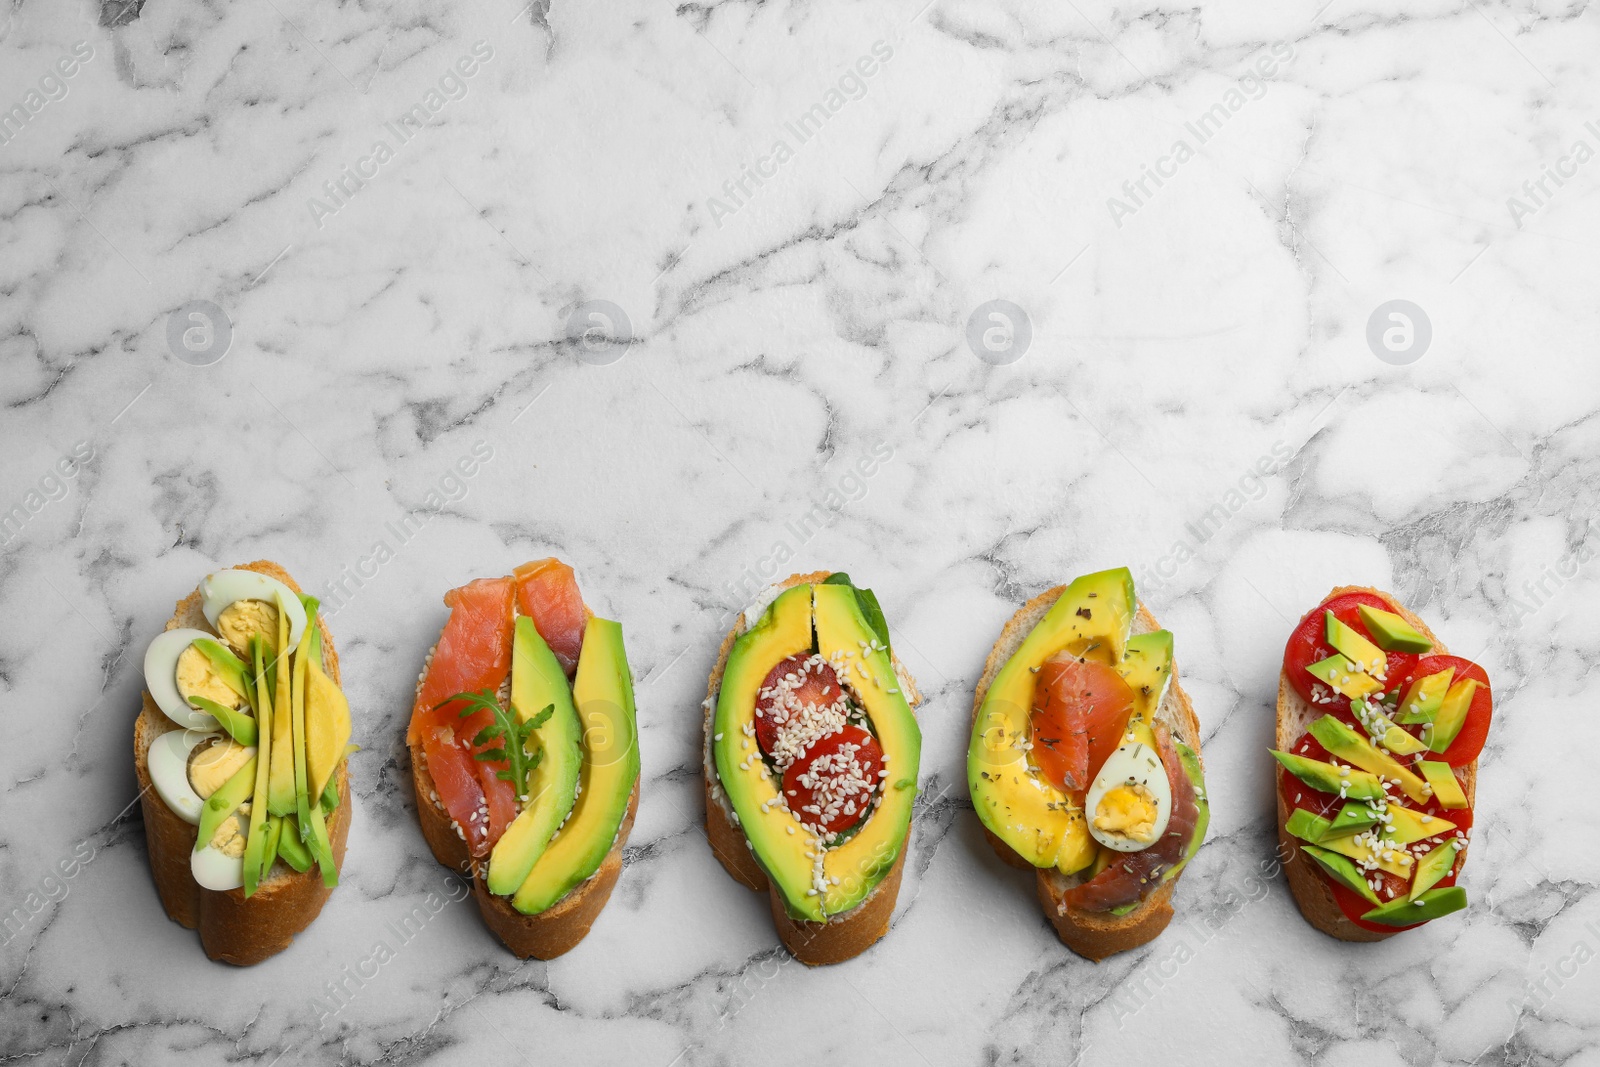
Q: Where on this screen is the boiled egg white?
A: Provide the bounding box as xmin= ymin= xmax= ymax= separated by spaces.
xmin=200 ymin=570 xmax=306 ymax=654
xmin=148 ymin=728 xmax=212 ymax=825
xmin=192 ymin=815 xmax=248 ymax=891
xmin=1085 ymin=739 xmax=1172 ymax=852
xmin=145 ymin=628 xmax=232 ymax=729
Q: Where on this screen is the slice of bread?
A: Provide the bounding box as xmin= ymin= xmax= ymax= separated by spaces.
xmin=408 ymin=594 xmax=636 ymax=959
xmin=1275 ymin=585 xmax=1477 ymax=942
xmin=701 ymin=571 xmax=924 ymax=966
xmin=971 ymin=585 xmax=1204 ymax=962
xmin=133 ymin=560 xmax=351 ymax=967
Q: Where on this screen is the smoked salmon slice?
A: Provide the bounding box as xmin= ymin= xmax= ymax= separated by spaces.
xmin=408 ymin=577 xmax=515 ymax=745
xmin=513 ymin=559 xmax=587 ymax=675
xmin=1062 ymin=723 xmax=1199 ymax=912
xmin=422 ymin=724 xmax=491 ymax=858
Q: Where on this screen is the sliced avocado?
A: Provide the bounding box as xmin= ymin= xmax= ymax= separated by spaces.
xmin=276 ymin=814 xmax=314 ymax=872
xmin=1325 ymin=611 xmax=1387 ymax=677
xmin=299 ymin=594 xmax=323 ymax=670
xmin=487 ymin=617 xmax=582 ymax=897
xmin=1117 ymin=630 xmax=1173 ymax=728
xmin=513 ymin=617 xmax=640 ymax=915
xmin=242 ymin=636 xmax=275 ymax=896
xmin=1285 ymin=808 xmax=1332 ymax=842
xmin=1362 ymin=885 xmax=1466 ymax=925
xmin=196 ymin=755 xmax=257 ymax=852
xmin=1302 ymin=845 xmax=1381 ymax=905
xmin=968 ymin=568 xmax=1136 ymax=868
xmin=1357 ymin=605 xmax=1433 ymax=653
xmin=1315 ymin=829 xmax=1414 ymax=878
xmin=1428 ymin=678 xmax=1479 ymax=753
xmin=1409 ymin=841 xmax=1460 ymax=900
xmin=1323 ymin=800 xmax=1381 ymax=838
xmin=1270 ymin=749 xmax=1385 ymax=801
xmin=1306 ymin=716 xmax=1429 ymax=803
xmin=267 ymin=594 xmax=296 ymax=816
xmin=321 ymin=765 xmax=341 ymax=812
xmin=811 ymin=582 xmax=921 ymax=915
xmin=711 ymin=585 xmax=818 ymax=918
xmin=304 ymin=652 xmax=352 ymax=802
xmin=187 ymin=695 xmax=258 ymax=747
xmin=262 ymin=815 xmax=284 ymax=875
xmin=1395 ymin=668 xmax=1454 ymax=725
xmin=1382 ymin=805 xmax=1456 ymax=845
xmin=290 ymin=620 xmax=313 ymax=835
xmin=193 ymin=637 xmax=250 ymax=700
xmin=1306 ymin=654 xmax=1382 ymax=699
xmin=1419 ymin=760 xmax=1469 ymax=808
xmin=1381 ymin=725 xmax=1428 ymax=756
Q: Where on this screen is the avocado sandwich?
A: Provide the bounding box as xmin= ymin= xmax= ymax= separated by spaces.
xmin=702 ymin=571 xmax=924 ymax=965
xmin=135 ymin=561 xmax=355 ymax=965
xmin=407 ymin=559 xmax=640 ymax=959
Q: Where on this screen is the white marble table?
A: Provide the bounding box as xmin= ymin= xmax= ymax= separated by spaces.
xmin=2 ymin=0 xmax=1597 ymax=1063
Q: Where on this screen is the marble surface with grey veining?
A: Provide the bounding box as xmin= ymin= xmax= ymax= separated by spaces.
xmin=2 ymin=0 xmax=1598 ymax=1063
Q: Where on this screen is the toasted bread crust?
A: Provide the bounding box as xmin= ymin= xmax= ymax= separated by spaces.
xmin=970 ymin=584 xmax=1204 ymax=962
xmin=1275 ymin=585 xmax=1478 ymax=942
xmin=134 ymin=560 xmax=351 ymax=967
xmin=701 ymin=571 xmax=924 ymax=966
xmin=407 ymin=592 xmax=631 ymax=960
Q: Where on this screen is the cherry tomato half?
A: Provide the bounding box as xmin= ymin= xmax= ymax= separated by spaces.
xmin=754 ymin=654 xmax=845 ymax=757
xmin=1282 ymin=592 xmax=1419 ymax=705
xmin=782 ymin=725 xmax=884 ymax=835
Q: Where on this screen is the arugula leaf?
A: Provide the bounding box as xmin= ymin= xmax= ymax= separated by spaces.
xmin=435 ymin=691 xmax=551 ymax=805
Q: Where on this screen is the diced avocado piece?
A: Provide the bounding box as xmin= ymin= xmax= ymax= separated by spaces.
xmin=187 ymin=695 xmax=259 ymax=747
xmin=1362 ymin=885 xmax=1467 ymax=926
xmin=969 ymin=568 xmax=1136 ymax=868
xmin=513 ymin=616 xmax=640 ymax=915
xmin=1428 ymin=678 xmax=1480 ymax=753
xmin=277 ymin=815 xmax=314 ymax=872
xmin=1307 ymin=715 xmax=1429 ymax=804
xmin=1323 ymin=800 xmax=1381 ymax=838
xmin=1409 ymin=840 xmax=1461 ymax=900
xmin=1285 ymin=808 xmax=1332 ymax=842
xmin=812 ymin=582 xmax=921 ymax=915
xmin=1326 ymin=611 xmax=1387 ymax=677
xmin=1302 ymin=845 xmax=1381 ymax=905
xmin=1271 ymin=749 xmax=1386 ymax=801
xmin=241 ymin=637 xmax=275 ymax=896
xmin=1396 ymin=668 xmax=1455 ymax=725
xmin=1419 ymin=760 xmax=1469 ymax=808
xmin=1357 ymin=605 xmax=1433 ymax=654
xmin=487 ymin=617 xmax=583 ymax=897
xmin=267 ymin=594 xmax=296 ymax=816
xmin=196 ymin=755 xmax=257 ymax=852
xmin=1381 ymin=725 xmax=1428 ymax=756
xmin=1383 ymin=805 xmax=1456 ymax=845
xmin=290 ymin=619 xmax=313 ymax=834
xmin=193 ymin=637 xmax=250 ymax=700
xmin=710 ymin=586 xmax=818 ymax=917
xmin=1117 ymin=630 xmax=1173 ymax=729
xmin=1314 ymin=826 xmax=1413 ymax=877
xmin=1306 ymin=654 xmax=1383 ymax=699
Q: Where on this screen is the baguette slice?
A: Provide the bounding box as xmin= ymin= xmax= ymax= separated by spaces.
xmin=701 ymin=571 xmax=923 ymax=966
xmin=972 ymin=585 xmax=1204 ymax=962
xmin=1276 ymin=585 xmax=1476 ymax=942
xmin=134 ymin=560 xmax=351 ymax=967
xmin=408 ymin=597 xmax=638 ymax=959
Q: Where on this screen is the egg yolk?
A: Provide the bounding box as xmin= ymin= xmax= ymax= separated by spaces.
xmin=1093 ymin=783 xmax=1158 ymax=843
xmin=209 ymin=809 xmax=250 ymax=857
xmin=188 ymin=739 xmax=253 ymax=799
xmin=175 ymin=644 xmax=242 ymax=709
xmin=217 ymin=599 xmax=279 ymax=656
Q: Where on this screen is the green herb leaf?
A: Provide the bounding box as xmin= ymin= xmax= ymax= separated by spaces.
xmin=853 ymin=585 xmax=891 ymax=655
xmin=436 ymin=688 xmax=539 ymax=803
xmin=823 ymin=572 xmax=853 ymax=586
